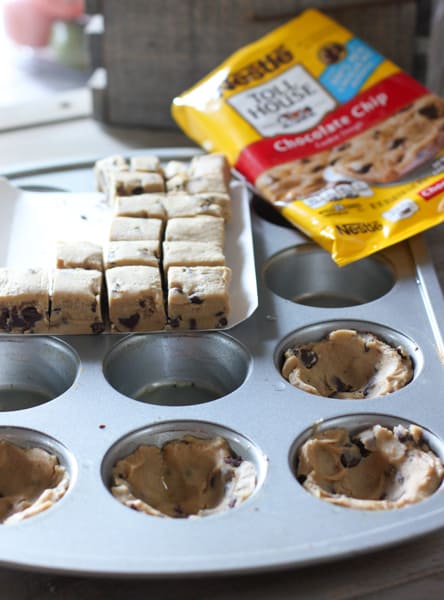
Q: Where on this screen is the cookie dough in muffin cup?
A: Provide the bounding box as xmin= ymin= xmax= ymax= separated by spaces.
xmin=277 ymin=322 xmax=419 ymax=399
xmin=102 ymin=421 xmax=267 ymax=518
xmin=291 ymin=415 xmax=444 ymax=510
xmin=0 ymin=427 xmax=74 ymax=524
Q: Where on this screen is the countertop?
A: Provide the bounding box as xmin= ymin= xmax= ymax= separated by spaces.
xmin=1 ymin=109 xmax=444 ymax=600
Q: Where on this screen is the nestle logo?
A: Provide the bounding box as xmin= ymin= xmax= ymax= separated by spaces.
xmin=219 ymin=45 xmax=293 ymax=93
xmin=336 ymin=221 xmax=383 ymax=235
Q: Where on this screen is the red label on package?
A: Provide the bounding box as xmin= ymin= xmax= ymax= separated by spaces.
xmin=235 ymin=72 xmax=428 ymax=181
xmin=418 ymin=177 xmax=444 ymax=200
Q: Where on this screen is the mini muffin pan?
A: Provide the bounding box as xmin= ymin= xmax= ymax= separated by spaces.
xmin=0 ymin=148 xmax=444 ymax=576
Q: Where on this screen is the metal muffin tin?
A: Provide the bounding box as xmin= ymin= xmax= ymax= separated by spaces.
xmin=1 ymin=148 xmax=444 ymax=577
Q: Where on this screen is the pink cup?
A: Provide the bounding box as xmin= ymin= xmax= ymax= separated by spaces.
xmin=3 ymin=0 xmax=53 ymax=48
xmin=31 ymin=0 xmax=84 ymax=21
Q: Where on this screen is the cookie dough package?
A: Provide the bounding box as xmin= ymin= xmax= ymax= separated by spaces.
xmin=172 ymin=9 xmax=444 ymax=265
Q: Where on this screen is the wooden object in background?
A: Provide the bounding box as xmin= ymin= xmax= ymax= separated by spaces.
xmin=86 ymin=0 xmax=433 ymax=129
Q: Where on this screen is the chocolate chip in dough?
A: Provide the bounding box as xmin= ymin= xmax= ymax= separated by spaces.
xmin=351 ymin=437 xmax=371 ymax=457
xmin=118 ymin=313 xmax=140 ymax=329
xmin=340 ymin=452 xmax=361 ymax=468
xmin=189 ymin=294 xmax=204 ymax=304
xmin=300 ymin=348 xmax=318 ymax=369
xmin=0 ymin=308 xmax=10 ymax=331
xmin=91 ymin=321 xmax=105 ymax=334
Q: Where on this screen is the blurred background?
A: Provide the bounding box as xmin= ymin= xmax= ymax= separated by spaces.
xmin=0 ymin=0 xmax=443 ymax=131
xmin=0 ymin=0 xmax=89 ymax=104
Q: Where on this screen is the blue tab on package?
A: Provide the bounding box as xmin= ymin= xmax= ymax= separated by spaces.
xmin=320 ymin=38 xmax=384 ymax=104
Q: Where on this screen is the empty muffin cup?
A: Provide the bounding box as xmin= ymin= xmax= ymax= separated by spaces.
xmin=0 ymin=337 xmax=80 ymax=411
xmin=103 ymin=332 xmax=251 ymax=406
xmin=276 ymin=321 xmax=420 ymax=399
xmin=0 ymin=427 xmax=74 ymax=524
xmin=102 ymin=421 xmax=267 ymax=518
xmin=291 ymin=414 xmax=444 ymax=510
xmin=263 ymin=244 xmax=395 ymax=307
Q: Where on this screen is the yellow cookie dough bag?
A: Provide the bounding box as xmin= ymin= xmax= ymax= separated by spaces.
xmin=172 ymin=9 xmax=444 ymax=266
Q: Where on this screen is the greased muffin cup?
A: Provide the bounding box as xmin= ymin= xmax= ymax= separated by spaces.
xmin=0 ymin=149 xmax=443 ymax=577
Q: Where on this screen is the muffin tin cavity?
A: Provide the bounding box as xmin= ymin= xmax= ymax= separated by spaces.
xmin=103 ymin=332 xmax=251 ymax=406
xmin=275 ymin=320 xmax=421 ymax=399
xmin=0 ymin=337 xmax=79 ymax=411
xmin=263 ymin=244 xmax=395 ymax=307
xmin=101 ymin=420 xmax=267 ymax=518
xmin=290 ymin=414 xmax=444 ymax=510
xmin=0 ymin=427 xmax=75 ymax=524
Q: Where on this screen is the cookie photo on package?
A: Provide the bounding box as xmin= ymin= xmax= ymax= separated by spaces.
xmin=172 ymin=9 xmax=444 ymax=266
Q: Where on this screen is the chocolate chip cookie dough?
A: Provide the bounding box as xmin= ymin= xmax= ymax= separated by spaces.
xmin=0 ymin=267 xmax=49 ymax=333
xmin=50 ymin=269 xmax=105 ymax=335
xmin=167 ymin=266 xmax=231 ymax=330
xmin=296 ymin=424 xmax=444 ymax=510
xmin=106 ymin=265 xmax=166 ymax=332
xmin=0 ymin=440 xmax=69 ymax=524
xmin=111 ymin=435 xmax=256 ymax=518
xmin=281 ymin=329 xmax=413 ymax=398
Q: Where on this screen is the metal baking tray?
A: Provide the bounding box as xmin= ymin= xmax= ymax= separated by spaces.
xmin=0 ymin=148 xmax=444 ymax=577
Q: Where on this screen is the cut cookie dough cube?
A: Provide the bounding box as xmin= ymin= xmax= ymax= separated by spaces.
xmin=107 ymin=171 xmax=165 ymax=205
xmin=49 ymin=269 xmax=104 ymax=334
xmin=167 ymin=266 xmax=231 ymax=330
xmin=113 ymin=171 xmax=165 ymax=195
xmin=163 ymin=241 xmax=225 ymax=273
xmin=165 ymin=216 xmax=225 ymax=247
xmin=106 ymin=266 xmax=166 ymax=332
xmin=114 ymin=194 xmax=166 ymax=220
xmin=164 ymin=160 xmax=188 ymax=179
xmin=56 ymin=240 xmax=103 ymax=270
xmin=190 ymin=153 xmax=231 ymax=185
xmin=163 ymin=193 xmax=229 ymax=221
xmin=104 ymin=240 xmax=160 ymax=268
xmin=94 ymin=155 xmax=128 ymax=192
xmin=193 ymin=193 xmax=232 ymax=222
xmin=109 ymin=217 xmax=163 ymax=242
xmin=130 ymin=155 xmax=162 ymax=173
xmin=166 ymin=172 xmax=188 ymax=192
xmin=186 ymin=176 xmax=229 ymax=195
xmin=0 ymin=267 xmax=49 ymax=333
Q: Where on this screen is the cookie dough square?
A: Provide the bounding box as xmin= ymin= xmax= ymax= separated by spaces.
xmin=109 ymin=217 xmax=163 ymax=242
xmin=193 ymin=193 xmax=232 ymax=222
xmin=186 ymin=176 xmax=229 ymax=195
xmin=56 ymin=240 xmax=103 ymax=271
xmin=163 ymin=193 xmax=229 ymax=221
xmin=49 ymin=269 xmax=104 ymax=334
xmin=163 ymin=241 xmax=225 ymax=273
xmin=107 ymin=172 xmax=165 ymax=205
xmin=130 ymin=155 xmax=162 ymax=173
xmin=167 ymin=266 xmax=231 ymax=330
xmin=190 ymin=153 xmax=231 ymax=185
xmin=114 ymin=194 xmax=166 ymax=220
xmin=165 ymin=216 xmax=225 ymax=247
xmin=104 ymin=240 xmax=160 ymax=268
xmin=106 ymin=266 xmax=166 ymax=332
xmin=0 ymin=267 xmax=49 ymax=333
xmin=166 ymin=172 xmax=189 ymax=192
xmin=164 ymin=160 xmax=188 ymax=179
xmin=95 ymin=155 xmax=128 ymax=192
